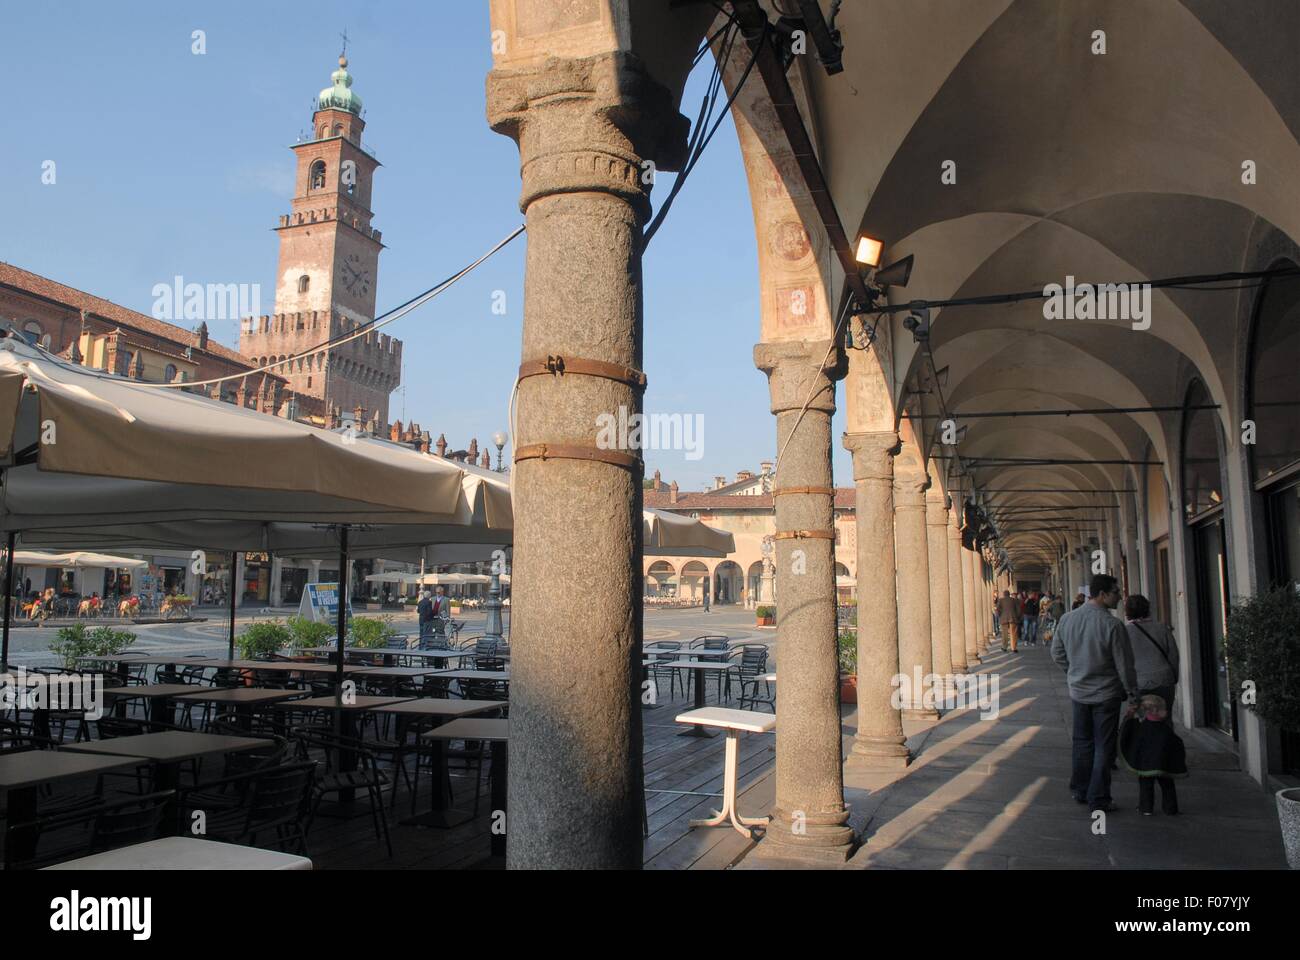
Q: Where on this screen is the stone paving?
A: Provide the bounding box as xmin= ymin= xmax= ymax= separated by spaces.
xmin=744 ymin=641 xmax=1287 ymax=869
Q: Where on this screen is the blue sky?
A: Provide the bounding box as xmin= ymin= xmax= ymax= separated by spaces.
xmin=2 ymin=0 xmax=853 ymax=490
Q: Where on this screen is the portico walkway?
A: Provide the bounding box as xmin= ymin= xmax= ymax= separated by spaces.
xmin=734 ymin=645 xmax=1286 ymax=870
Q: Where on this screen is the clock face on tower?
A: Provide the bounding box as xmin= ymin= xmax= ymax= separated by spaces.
xmin=339 ymin=253 xmax=371 ymax=298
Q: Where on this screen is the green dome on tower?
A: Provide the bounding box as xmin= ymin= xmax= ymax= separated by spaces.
xmin=318 ymin=55 xmax=363 ymax=115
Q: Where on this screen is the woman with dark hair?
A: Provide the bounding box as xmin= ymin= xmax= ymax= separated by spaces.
xmin=1124 ymin=593 xmax=1180 ymax=717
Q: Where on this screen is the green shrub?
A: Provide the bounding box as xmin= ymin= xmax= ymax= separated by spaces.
xmin=285 ymin=615 xmax=336 ymax=650
xmin=838 ymin=631 xmax=858 ymax=675
xmin=236 ymin=620 xmax=292 ymax=659
xmin=350 ymin=615 xmax=399 ymax=648
xmin=756 ymin=605 xmax=776 ymax=619
xmin=49 ymin=624 xmax=137 ymax=671
xmin=1225 ymin=584 xmax=1300 ymax=733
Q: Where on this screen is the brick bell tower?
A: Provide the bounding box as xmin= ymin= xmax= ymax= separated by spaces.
xmin=241 ymin=52 xmax=402 ymax=427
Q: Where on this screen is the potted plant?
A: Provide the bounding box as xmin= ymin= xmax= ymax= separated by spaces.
xmin=349 ymin=615 xmax=399 ymax=649
xmin=755 ymin=604 xmax=776 ymax=627
xmin=838 ymin=630 xmax=858 ymax=703
xmin=235 ymin=619 xmax=292 ymax=660
xmin=285 ymin=615 xmax=335 ymax=654
xmin=1224 ymin=584 xmax=1300 ymax=868
xmin=49 ymin=624 xmax=137 ymax=671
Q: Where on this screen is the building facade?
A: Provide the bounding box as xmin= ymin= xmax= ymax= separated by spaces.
xmin=643 ymin=466 xmax=857 ymax=606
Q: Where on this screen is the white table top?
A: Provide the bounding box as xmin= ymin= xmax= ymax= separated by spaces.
xmin=675 ymin=707 xmax=777 ymax=733
xmin=42 ymin=836 xmax=312 ymax=870
xmin=658 ymin=660 xmax=732 ymax=671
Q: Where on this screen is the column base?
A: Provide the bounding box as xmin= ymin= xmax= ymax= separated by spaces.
xmin=848 ymin=737 xmax=912 ymax=769
xmin=902 ymin=708 xmax=940 ymax=722
xmin=752 ymin=809 xmax=856 ymax=864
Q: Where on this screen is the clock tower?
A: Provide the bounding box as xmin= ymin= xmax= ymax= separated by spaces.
xmin=242 ymin=53 xmax=401 ymax=427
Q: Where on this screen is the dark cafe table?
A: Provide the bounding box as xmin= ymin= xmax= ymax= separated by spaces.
xmin=423 ymin=717 xmax=510 ymax=857
xmin=61 ymin=731 xmax=270 ymax=839
xmin=387 ymin=699 xmax=509 ymax=829
xmin=0 ymin=750 xmax=151 ymax=868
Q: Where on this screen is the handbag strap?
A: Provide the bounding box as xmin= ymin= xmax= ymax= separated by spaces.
xmin=1133 ymin=622 xmax=1173 ymax=667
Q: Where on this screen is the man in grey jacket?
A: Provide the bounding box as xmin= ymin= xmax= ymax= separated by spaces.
xmin=1051 ymin=574 xmax=1139 ymax=813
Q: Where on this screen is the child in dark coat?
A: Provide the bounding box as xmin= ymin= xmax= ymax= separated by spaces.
xmin=1119 ymin=694 xmax=1187 ymax=815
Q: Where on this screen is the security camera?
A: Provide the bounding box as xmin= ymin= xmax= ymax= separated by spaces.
xmin=903 ymin=303 xmax=930 ymax=342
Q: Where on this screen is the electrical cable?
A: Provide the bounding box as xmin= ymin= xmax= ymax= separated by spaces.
xmin=120 ymin=225 xmax=528 ymax=391
xmin=868 ymin=266 xmax=1300 ymax=316
xmin=643 ymin=19 xmax=761 ymax=247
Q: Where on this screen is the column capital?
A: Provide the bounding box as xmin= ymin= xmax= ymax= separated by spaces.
xmin=487 ymin=51 xmax=690 ymax=219
xmin=843 ymin=430 xmax=900 ymax=481
xmin=754 ymin=339 xmax=846 ymax=415
xmin=925 ymin=485 xmax=950 ymax=524
xmin=893 ymin=471 xmax=930 ymax=504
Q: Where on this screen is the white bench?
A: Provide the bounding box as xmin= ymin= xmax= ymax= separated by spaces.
xmin=674 ymin=706 xmax=777 ymax=838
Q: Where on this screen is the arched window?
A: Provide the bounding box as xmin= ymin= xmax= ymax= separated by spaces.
xmin=1248 ymin=258 xmax=1300 ymax=595
xmin=332 ymin=124 xmax=342 ymax=136
xmin=1181 ymin=380 xmax=1223 ymax=521
xmin=297 ymin=275 xmax=310 ymax=294
xmin=1247 ymin=258 xmax=1300 ymax=485
xmin=309 ymin=160 xmax=326 ymax=190
xmin=164 ymin=364 xmax=177 ymax=383
xmin=21 ymin=320 xmax=41 ymax=341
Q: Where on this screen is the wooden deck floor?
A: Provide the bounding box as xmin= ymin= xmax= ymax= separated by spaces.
xmin=303 ymin=679 xmax=776 ymax=870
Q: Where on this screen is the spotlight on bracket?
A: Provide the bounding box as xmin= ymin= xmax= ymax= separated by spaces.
xmin=854 ymin=234 xmax=883 ymax=268
xmin=874 ymin=254 xmax=914 ymax=289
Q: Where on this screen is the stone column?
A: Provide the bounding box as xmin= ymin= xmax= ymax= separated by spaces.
xmin=844 ymin=432 xmax=911 ymax=769
xmin=269 ymin=557 xmax=284 ymax=607
xmin=894 ymin=467 xmax=936 ymax=718
xmin=946 ymin=508 xmax=968 ymax=675
xmin=925 ymin=487 xmax=953 ymax=689
xmin=753 ymin=340 xmax=853 ymax=862
xmin=962 ymin=546 xmax=979 ymax=663
xmin=488 ymin=52 xmax=687 ymax=870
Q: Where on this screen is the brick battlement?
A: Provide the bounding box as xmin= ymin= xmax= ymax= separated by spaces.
xmin=241 ymin=311 xmax=402 ymax=370
xmin=277 ymin=209 xmax=381 ymax=243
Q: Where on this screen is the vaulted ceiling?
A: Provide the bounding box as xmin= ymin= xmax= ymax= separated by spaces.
xmin=789 ymin=0 xmax=1300 ymax=573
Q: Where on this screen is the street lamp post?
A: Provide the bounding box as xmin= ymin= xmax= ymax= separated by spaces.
xmin=492 ymin=430 xmax=508 ymax=472
xmin=484 ymin=548 xmax=507 ymax=645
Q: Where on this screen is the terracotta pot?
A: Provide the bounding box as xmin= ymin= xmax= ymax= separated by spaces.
xmin=756 ymin=615 xmax=774 ymax=626
xmin=839 ymin=674 xmax=858 ymax=702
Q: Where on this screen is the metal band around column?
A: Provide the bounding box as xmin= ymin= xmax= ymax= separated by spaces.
xmin=772 ymin=486 xmax=835 ymax=497
xmin=773 ymin=530 xmax=836 ymax=540
xmin=514 ymin=442 xmax=643 ymax=473
xmin=518 ymin=355 xmax=648 ymax=390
